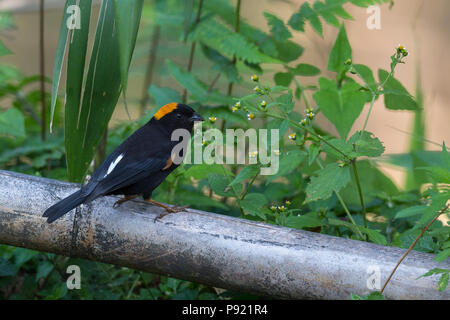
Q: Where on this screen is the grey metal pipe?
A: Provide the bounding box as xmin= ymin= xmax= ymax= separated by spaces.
xmin=0 ymin=170 xmax=448 ymax=299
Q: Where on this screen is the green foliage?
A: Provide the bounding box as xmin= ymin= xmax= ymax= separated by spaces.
xmin=418 ymin=268 xmax=449 ymax=292
xmin=379 ymin=69 xmax=418 ymax=110
xmin=264 ymin=12 xmax=292 ymax=41
xmin=350 ymin=292 xmax=386 ymax=300
xmin=327 ymin=24 xmax=352 ymax=73
xmin=288 ymin=0 xmax=391 ymax=36
xmin=306 ymin=163 xmax=351 ymax=202
xmin=113 ymin=0 xmax=144 ymax=99
xmin=313 ymin=77 xmax=366 ymax=139
xmin=2 ymin=0 xmax=449 ymax=300
xmin=0 ymin=108 xmax=25 ymax=138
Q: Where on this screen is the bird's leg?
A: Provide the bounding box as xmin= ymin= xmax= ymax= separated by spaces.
xmin=113 ymin=195 xmax=138 ymax=208
xmin=144 ymin=199 xmax=189 ymax=222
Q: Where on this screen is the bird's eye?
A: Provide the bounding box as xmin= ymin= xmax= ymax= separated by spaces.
xmin=176 ymin=113 xmax=182 ymax=119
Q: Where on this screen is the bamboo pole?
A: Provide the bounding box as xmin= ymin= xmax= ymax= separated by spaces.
xmin=0 ymin=170 xmax=448 ymax=299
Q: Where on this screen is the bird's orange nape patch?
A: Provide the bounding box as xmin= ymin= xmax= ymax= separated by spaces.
xmin=154 ymin=103 xmax=178 ymax=120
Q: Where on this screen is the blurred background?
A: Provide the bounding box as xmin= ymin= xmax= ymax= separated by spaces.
xmin=0 ymin=0 xmax=449 ymax=301
xmin=1 ymin=0 xmax=449 ymax=185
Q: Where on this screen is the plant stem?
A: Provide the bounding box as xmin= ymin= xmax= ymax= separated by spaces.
xmin=293 ymin=78 xmax=310 ymax=109
xmin=316 ymin=159 xmax=365 ymax=241
xmin=182 ymin=0 xmax=204 ymax=104
xmin=240 ymin=171 xmax=258 ymax=200
xmin=380 ymin=204 xmax=449 ymax=294
xmin=351 ymin=160 xmax=368 ymax=231
xmin=267 ymin=112 xmax=351 ymax=161
xmin=208 ymin=73 xmax=221 ymax=92
xmin=40 ymin=0 xmax=46 ymax=141
xmin=361 ymin=94 xmax=376 ymax=133
xmin=227 ymin=0 xmax=241 ymax=96
xmin=140 ymin=25 xmax=160 ymax=115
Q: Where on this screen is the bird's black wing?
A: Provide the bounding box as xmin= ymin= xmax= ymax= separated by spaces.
xmin=83 ymin=153 xmax=169 ymax=201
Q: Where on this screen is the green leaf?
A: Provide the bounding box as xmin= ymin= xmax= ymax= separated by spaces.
xmin=395 ymin=205 xmax=426 ymax=219
xmin=438 ymin=273 xmax=449 ymax=292
xmin=313 ymin=78 xmax=366 ymax=139
xmin=276 ymin=93 xmax=295 ymax=113
xmin=65 ymin=0 xmax=122 ymax=182
xmin=442 ymin=142 xmax=450 ymax=170
xmin=274 ymin=40 xmax=304 ymax=63
xmin=306 ymin=163 xmax=351 ymax=202
xmin=240 ymin=193 xmax=268 ymax=218
xmin=148 ymin=85 xmax=181 ymax=107
xmin=286 ymin=213 xmax=323 ymax=229
xmin=0 ymin=39 xmax=12 ymax=56
xmin=14 ymin=248 xmax=39 ymax=268
xmin=264 ymin=12 xmax=292 ymax=41
xmin=418 ymin=268 xmax=449 ymax=291
xmin=419 ymin=167 xmax=450 ymax=184
xmin=329 ymin=218 xmax=387 ymax=245
xmin=209 ymin=107 xmax=248 ymax=126
xmin=228 ymin=165 xmax=259 ymax=187
xmin=266 ymin=149 xmax=307 ymax=184
xmin=201 ymin=45 xmax=239 ymax=83
xmin=350 ymin=292 xmax=386 ymax=300
xmin=327 ymin=24 xmax=352 ymax=73
xmin=113 ymin=0 xmax=143 ymax=100
xmin=175 ymin=190 xmax=229 ymax=211
xmin=208 ymin=173 xmax=241 ymax=197
xmin=291 ymin=63 xmax=321 ymax=76
xmin=308 ymin=143 xmax=320 ymax=165
xmin=36 ymin=261 xmax=54 ymax=281
xmin=0 ymin=258 xmax=17 ymax=277
xmin=348 ymin=131 xmax=385 ymax=157
xmin=166 ymin=59 xmax=232 ymax=105
xmin=434 ymin=249 xmax=450 ymax=263
xmin=50 ymin=0 xmax=79 ymax=132
xmin=378 ymin=69 xmax=418 ymax=110
xmin=184 ymin=164 xmax=232 ymax=180
xmin=288 ymin=2 xmax=322 ymax=36
xmin=0 ymin=108 xmax=25 ymax=138
xmin=353 ymin=64 xmax=377 ymax=92
xmin=192 ymin=19 xmax=280 ymax=64
xmin=274 ymin=72 xmax=293 ymax=87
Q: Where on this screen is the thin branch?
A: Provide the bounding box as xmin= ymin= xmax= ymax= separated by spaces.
xmin=139 ymin=25 xmax=161 ymax=115
xmin=380 ymin=204 xmax=449 ymax=294
xmin=351 ymin=160 xmax=368 ymax=231
xmin=182 ymin=0 xmax=204 ymax=104
xmin=226 ymin=0 xmax=241 ymax=96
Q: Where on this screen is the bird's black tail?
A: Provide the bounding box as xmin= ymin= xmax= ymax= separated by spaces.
xmin=43 ymin=190 xmax=87 ymax=224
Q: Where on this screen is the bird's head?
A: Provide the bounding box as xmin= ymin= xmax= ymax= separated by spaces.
xmin=152 ymin=103 xmax=204 ymax=133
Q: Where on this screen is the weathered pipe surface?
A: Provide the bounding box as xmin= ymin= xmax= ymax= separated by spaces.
xmin=0 ymin=170 xmax=448 ymax=299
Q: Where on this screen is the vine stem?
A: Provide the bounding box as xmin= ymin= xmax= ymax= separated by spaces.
xmin=361 ymin=94 xmax=376 ymax=133
xmin=351 ymin=160 xmax=368 ymax=230
xmin=182 ymin=0 xmax=204 ymax=104
xmin=227 ymin=0 xmax=241 ymax=96
xmin=316 ymin=159 xmax=365 ymax=241
xmin=380 ymin=204 xmax=449 ymax=294
xmin=240 ymin=171 xmax=258 ymax=200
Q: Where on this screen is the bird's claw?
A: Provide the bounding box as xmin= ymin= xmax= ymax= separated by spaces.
xmin=153 ymin=205 xmax=189 ymax=222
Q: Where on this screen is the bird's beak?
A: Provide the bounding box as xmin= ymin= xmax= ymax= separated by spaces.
xmin=190 ymin=112 xmax=204 ymax=122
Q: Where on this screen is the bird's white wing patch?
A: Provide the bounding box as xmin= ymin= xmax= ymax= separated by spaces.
xmin=105 ymin=153 xmax=124 ymax=177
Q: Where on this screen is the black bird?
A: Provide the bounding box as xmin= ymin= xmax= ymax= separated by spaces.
xmin=43 ymin=103 xmax=204 ymax=223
